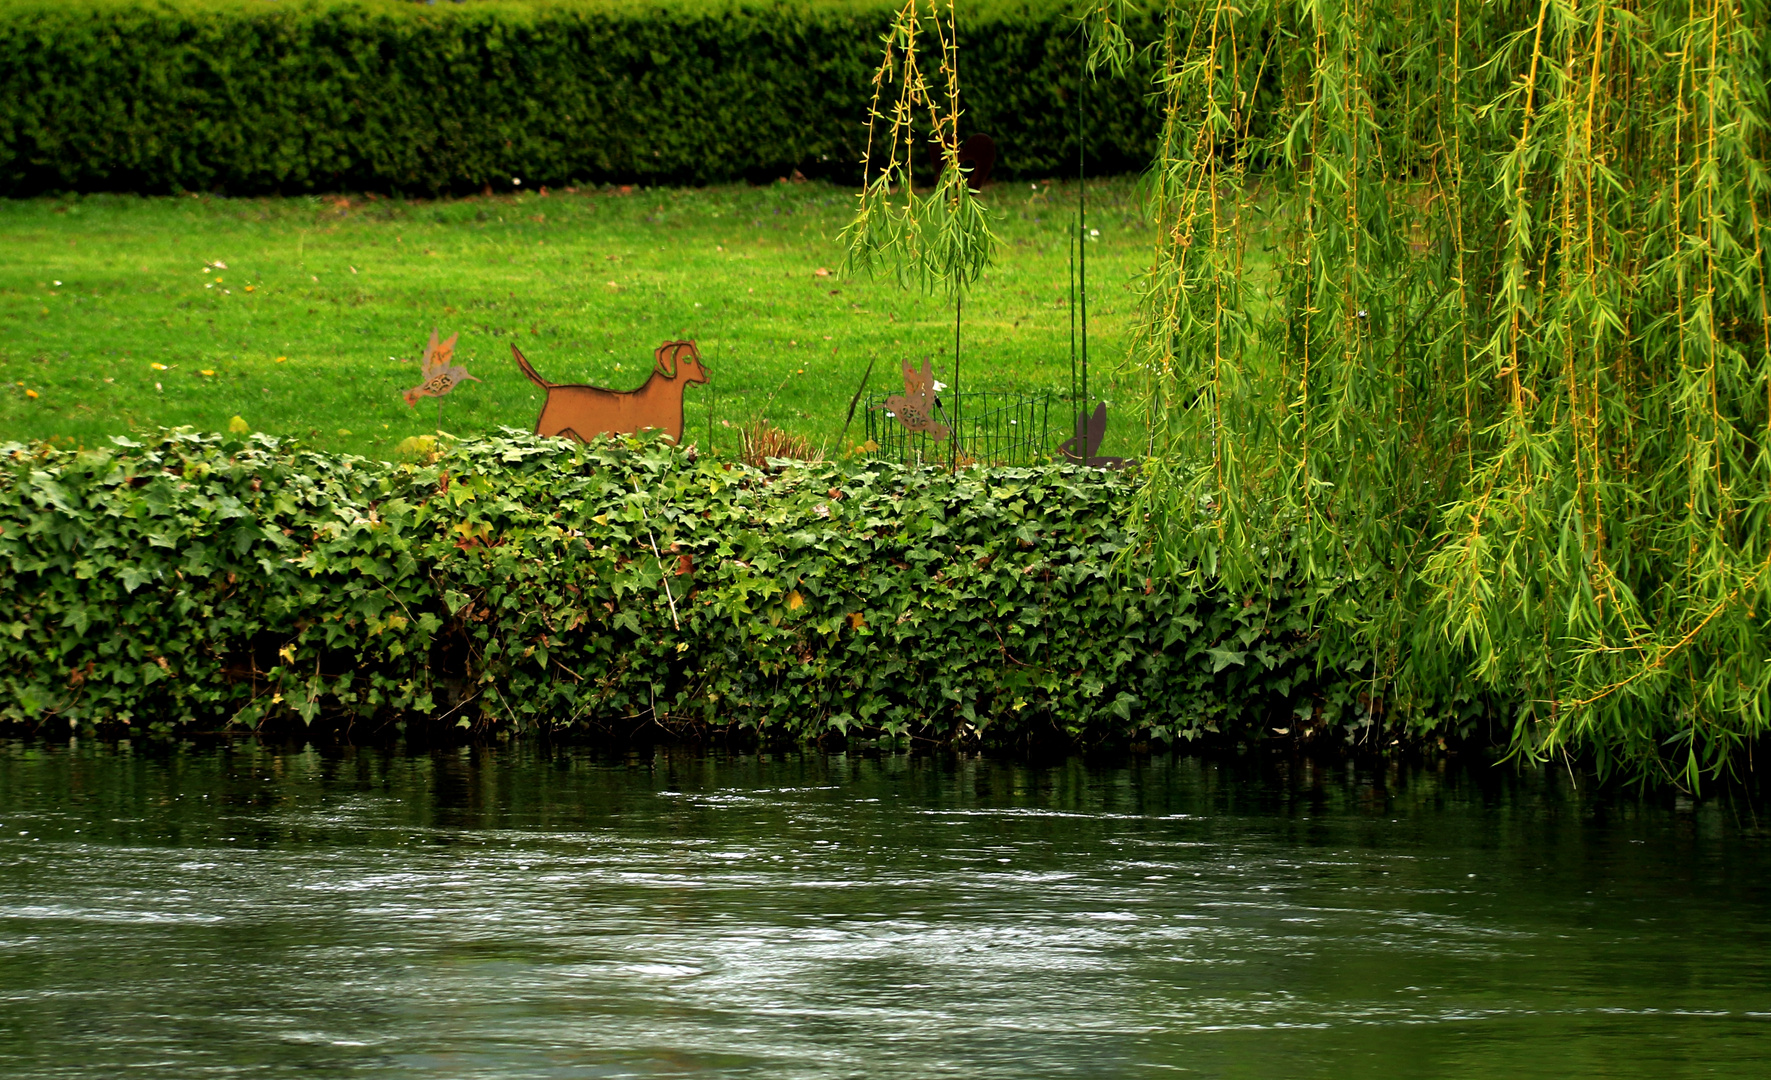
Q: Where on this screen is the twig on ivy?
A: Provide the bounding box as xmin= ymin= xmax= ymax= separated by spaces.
xmin=377 ymin=582 xmax=417 ymax=626
xmin=490 ymin=682 xmax=521 ymax=729
xmin=633 ymin=481 xmax=682 ymax=630
xmin=433 ymin=691 xmax=483 ymax=725
xmin=841 ymin=355 xmax=879 ymax=442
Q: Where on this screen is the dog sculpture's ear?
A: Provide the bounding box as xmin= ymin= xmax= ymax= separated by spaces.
xmin=656 ymin=340 xmax=701 ymax=378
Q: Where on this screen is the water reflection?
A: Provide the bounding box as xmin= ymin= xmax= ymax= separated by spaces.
xmin=0 ymin=742 xmax=1766 ymax=1078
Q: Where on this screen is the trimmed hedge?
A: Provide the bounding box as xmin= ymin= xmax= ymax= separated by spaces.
xmin=0 ymin=430 xmax=1338 ymax=743
xmin=0 ymin=0 xmax=1160 ymax=196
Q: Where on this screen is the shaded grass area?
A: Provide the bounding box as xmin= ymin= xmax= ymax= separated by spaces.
xmin=0 ymin=179 xmax=1152 ymax=461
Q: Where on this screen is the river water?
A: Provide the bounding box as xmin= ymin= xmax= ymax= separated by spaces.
xmin=0 ymin=741 xmax=1766 ymax=1079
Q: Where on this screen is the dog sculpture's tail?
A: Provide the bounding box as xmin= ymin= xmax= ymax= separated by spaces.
xmin=512 ymin=346 xmax=554 ymax=389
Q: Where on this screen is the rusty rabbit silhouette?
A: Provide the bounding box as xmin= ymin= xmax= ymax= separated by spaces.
xmin=1058 ymin=401 xmax=1131 ymax=470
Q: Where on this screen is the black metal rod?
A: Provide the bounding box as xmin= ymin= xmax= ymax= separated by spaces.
xmin=1069 ymin=231 xmax=1077 ymax=452
xmin=953 ymin=291 xmax=962 ymax=469
xmin=1078 ymin=27 xmax=1088 ymax=433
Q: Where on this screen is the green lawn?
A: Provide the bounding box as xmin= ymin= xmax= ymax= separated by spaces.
xmin=0 ymin=179 xmax=1152 ymax=461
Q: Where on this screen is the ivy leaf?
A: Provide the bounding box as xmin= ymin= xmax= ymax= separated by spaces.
xmin=1207 ymin=647 xmax=1247 ymax=673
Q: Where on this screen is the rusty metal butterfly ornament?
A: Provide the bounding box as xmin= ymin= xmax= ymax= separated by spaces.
xmin=402 ymin=330 xmax=479 ymax=407
xmin=875 ymin=357 xmax=950 ymax=442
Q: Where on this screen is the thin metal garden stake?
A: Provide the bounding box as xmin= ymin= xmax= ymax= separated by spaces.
xmin=952 ymin=291 xmax=962 ymax=469
xmin=1069 ymin=225 xmax=1077 ymax=443
xmin=706 ymin=300 xmax=727 ymax=454
xmin=1077 ymin=26 xmax=1088 ymax=429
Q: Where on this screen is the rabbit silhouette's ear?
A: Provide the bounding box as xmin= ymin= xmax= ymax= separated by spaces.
xmin=1088 ymin=402 xmax=1108 ymax=451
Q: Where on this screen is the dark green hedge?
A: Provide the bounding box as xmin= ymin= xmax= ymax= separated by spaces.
xmin=0 ymin=430 xmax=1348 ymax=744
xmin=0 ymin=0 xmax=1159 ymax=196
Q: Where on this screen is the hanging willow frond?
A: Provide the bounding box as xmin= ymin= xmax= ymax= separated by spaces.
xmin=1082 ymin=0 xmax=1141 ymax=76
xmin=841 ymin=0 xmax=998 ymax=297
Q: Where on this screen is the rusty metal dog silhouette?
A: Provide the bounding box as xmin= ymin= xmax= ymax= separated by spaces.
xmin=513 ymin=340 xmax=708 ymax=444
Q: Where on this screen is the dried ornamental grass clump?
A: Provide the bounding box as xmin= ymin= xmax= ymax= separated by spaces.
xmin=739 ymin=420 xmax=822 ymax=467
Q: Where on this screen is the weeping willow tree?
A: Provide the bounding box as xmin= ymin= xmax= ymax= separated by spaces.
xmin=1100 ymin=0 xmax=1771 ymax=786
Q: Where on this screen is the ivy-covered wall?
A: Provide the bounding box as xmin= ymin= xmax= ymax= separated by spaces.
xmin=0 ymin=431 xmax=1340 ymax=743
xmin=0 ymin=0 xmax=1160 ymax=196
